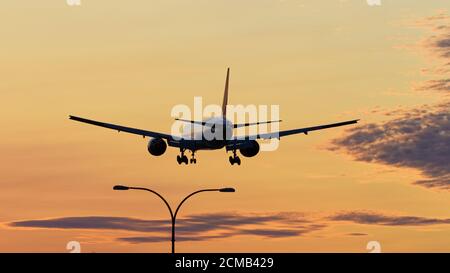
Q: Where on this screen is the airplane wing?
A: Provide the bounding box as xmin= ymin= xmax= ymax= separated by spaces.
xmin=69 ymin=115 xmax=174 ymax=140
xmin=234 ymin=119 xmax=359 ymax=140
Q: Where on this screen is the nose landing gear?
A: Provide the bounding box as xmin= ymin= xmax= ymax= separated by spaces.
xmin=229 ymin=150 xmax=241 ymax=166
xmin=190 ymin=151 xmax=197 ymax=164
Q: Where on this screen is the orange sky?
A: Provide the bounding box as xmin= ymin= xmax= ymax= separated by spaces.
xmin=0 ymin=1 xmax=449 ymax=252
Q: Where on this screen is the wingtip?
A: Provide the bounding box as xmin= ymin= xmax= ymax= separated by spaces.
xmin=69 ymin=115 xmax=82 ymax=121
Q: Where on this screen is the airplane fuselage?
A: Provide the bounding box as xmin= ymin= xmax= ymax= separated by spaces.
xmin=181 ymin=117 xmax=234 ymax=150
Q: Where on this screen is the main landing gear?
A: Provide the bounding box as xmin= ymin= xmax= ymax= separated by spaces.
xmin=229 ymin=150 xmax=241 ymax=166
xmin=177 ymin=149 xmax=188 ymax=165
xmin=177 ymin=149 xmax=197 ymax=165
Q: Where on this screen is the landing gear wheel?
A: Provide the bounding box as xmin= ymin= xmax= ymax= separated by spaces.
xmin=229 ymin=155 xmax=241 ymax=165
xmin=235 ymin=156 xmax=241 ymax=165
xmin=177 ymin=155 xmax=182 ymax=165
xmin=229 ymin=150 xmax=241 ymax=166
xmin=182 ymin=155 xmax=188 ymax=164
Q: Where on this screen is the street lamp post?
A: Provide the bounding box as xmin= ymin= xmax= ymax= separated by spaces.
xmin=113 ymin=185 xmax=235 ymax=254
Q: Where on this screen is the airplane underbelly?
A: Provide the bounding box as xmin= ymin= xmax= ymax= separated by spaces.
xmin=203 ymin=139 xmax=226 ymax=149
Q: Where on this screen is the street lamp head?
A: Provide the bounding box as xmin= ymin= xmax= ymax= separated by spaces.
xmin=113 ymin=185 xmax=130 ymax=191
xmin=219 ymin=187 xmax=236 ymax=193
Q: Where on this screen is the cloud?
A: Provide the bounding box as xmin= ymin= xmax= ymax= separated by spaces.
xmin=413 ymin=11 xmax=450 ymax=93
xmin=332 ymin=12 xmax=449 ymax=190
xmin=331 ymin=211 xmax=450 ymax=226
xmin=10 ymin=210 xmax=450 ymax=244
xmin=414 ymin=11 xmax=450 ymax=57
xmin=118 ymin=227 xmax=321 ymax=243
xmin=346 ymin=233 xmax=368 ymax=236
xmin=415 ymin=78 xmax=450 ymax=93
xmin=422 ymin=27 xmax=450 ymax=60
xmin=330 ymin=102 xmax=450 ymax=190
xmin=415 ymin=176 xmax=450 ymax=189
xmin=118 ymin=234 xmax=229 ymax=243
xmin=10 ymin=212 xmax=324 ymax=243
xmin=10 ymin=216 xmax=168 ymax=233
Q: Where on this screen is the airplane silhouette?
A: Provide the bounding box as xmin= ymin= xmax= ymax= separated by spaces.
xmin=69 ymin=68 xmax=358 ymax=165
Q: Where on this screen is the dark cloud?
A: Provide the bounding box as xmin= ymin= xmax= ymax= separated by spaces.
xmin=118 ymin=227 xmax=317 ymax=243
xmin=423 ymin=31 xmax=450 ymax=60
xmin=10 ymin=210 xmax=450 ymax=244
xmin=10 ymin=216 xmax=168 ymax=232
xmin=346 ymin=233 xmax=368 ymax=236
xmin=237 ymin=224 xmax=324 ymax=238
xmin=414 ymin=12 xmax=450 ymax=93
xmin=415 ymin=78 xmax=450 ymax=93
xmin=330 ymin=103 xmax=450 ymax=190
xmin=336 ymin=12 xmax=449 ymax=189
xmin=119 ymin=234 xmax=229 ymax=243
xmin=331 ymin=211 xmax=450 ymax=226
xmin=333 ymin=13 xmax=450 ymax=189
xmin=415 ymin=176 xmax=450 ymax=189
xmin=10 ymin=212 xmax=323 ymax=243
xmin=416 ymin=12 xmax=450 ymax=57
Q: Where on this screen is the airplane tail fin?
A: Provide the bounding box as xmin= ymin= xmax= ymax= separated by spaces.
xmin=222 ymin=68 xmax=230 ymax=117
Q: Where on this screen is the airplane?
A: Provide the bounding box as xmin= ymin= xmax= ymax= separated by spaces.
xmin=69 ymin=68 xmax=359 ymax=165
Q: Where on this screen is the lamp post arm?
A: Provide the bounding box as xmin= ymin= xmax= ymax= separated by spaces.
xmin=173 ymin=189 xmax=220 ymax=221
xmin=129 ymin=187 xmax=174 ymax=219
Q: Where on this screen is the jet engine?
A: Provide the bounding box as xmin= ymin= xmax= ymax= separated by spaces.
xmin=239 ymin=141 xmax=260 ymax=157
xmin=147 ymin=138 xmax=167 ymax=156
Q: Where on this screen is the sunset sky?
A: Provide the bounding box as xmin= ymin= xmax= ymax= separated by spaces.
xmin=1 ymin=0 xmax=449 ymax=252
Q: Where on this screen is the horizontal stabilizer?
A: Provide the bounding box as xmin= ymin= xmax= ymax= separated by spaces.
xmin=175 ymin=118 xmax=282 ymax=128
xmin=234 ymin=120 xmax=282 ymax=128
xmin=174 ymin=118 xmax=207 ymax=126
